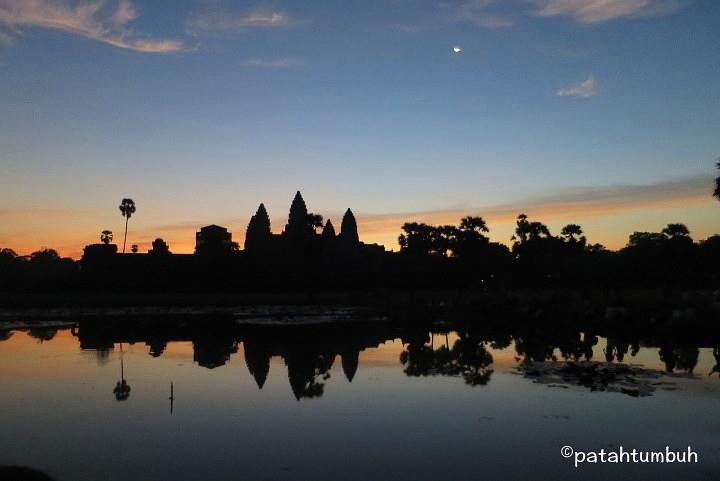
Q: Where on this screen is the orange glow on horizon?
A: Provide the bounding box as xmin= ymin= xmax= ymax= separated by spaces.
xmin=1 ymin=192 xmax=717 ymax=258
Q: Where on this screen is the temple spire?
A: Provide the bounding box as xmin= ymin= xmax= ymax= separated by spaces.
xmin=284 ymin=191 xmax=313 ymax=238
xmin=339 ymin=208 xmax=359 ymax=243
xmin=288 ymin=191 xmax=308 ymax=226
xmin=245 ymin=203 xmax=271 ymax=250
xmin=322 ymin=219 xmax=336 ymax=238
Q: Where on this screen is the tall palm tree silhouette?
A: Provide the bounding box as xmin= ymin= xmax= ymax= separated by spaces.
xmin=714 ymin=160 xmax=720 ymax=201
xmin=118 ymin=198 xmax=136 ymax=254
xmin=100 ymin=230 xmax=113 ymax=245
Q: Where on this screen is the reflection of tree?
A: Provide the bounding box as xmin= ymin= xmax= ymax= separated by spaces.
xmin=28 ymin=327 xmax=58 ymax=343
xmin=400 ymin=333 xmax=494 ymax=386
xmin=710 ymin=348 xmax=720 ymax=377
xmin=114 ymin=379 xmax=131 ymax=401
xmin=515 ymin=336 xmax=556 ymax=363
xmin=453 ymin=335 xmax=494 ymax=385
xmin=558 ymin=332 xmax=597 ymax=361
xmin=113 ymin=343 xmax=131 ymax=401
xmin=286 ymin=351 xmax=334 ymax=400
xmin=604 ymin=337 xmax=630 ymax=363
xmin=659 ymin=345 xmax=699 ymax=373
xmin=676 ymin=347 xmax=699 ymax=373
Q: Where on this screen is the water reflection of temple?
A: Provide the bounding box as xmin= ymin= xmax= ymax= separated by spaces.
xmin=7 ymin=319 xmax=720 ymax=400
xmin=71 ymin=320 xmax=404 ymax=400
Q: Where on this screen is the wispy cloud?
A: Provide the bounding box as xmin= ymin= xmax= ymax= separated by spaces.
xmin=0 ymin=207 xmax=87 ymax=217
xmin=0 ymin=0 xmax=185 ymax=53
xmin=240 ymin=57 xmax=305 ymax=68
xmin=557 ymin=76 xmax=597 ymax=97
xmin=455 ymin=0 xmax=514 ymax=28
xmin=352 ymin=174 xmax=714 ymax=244
xmin=484 ymin=173 xmax=712 ymax=219
xmin=186 ymin=5 xmax=295 ymax=34
xmin=534 ymin=0 xmax=685 ymax=24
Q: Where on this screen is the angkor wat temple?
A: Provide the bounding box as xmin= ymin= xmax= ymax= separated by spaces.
xmin=80 ymin=191 xmax=389 ymax=291
xmin=196 ymin=190 xmax=383 ymax=257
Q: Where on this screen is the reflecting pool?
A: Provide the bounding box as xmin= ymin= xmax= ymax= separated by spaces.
xmin=1 ymin=318 xmax=719 ymax=481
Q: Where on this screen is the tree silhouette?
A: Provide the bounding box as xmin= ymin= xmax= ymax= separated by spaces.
xmin=453 ymin=217 xmax=490 ymax=259
xmin=714 ymin=159 xmax=720 ymax=201
xmin=459 ymin=216 xmax=489 ymax=234
xmin=100 ymin=230 xmax=113 ymax=245
xmin=560 ymin=224 xmax=583 ymax=242
xmin=149 ymin=238 xmax=170 ymax=255
xmin=513 ymin=214 xmax=550 ymax=243
xmin=131 ymin=244 xmax=138 ymax=254
xmin=307 ymin=212 xmax=324 ymax=231
xmin=398 ymin=222 xmax=435 ymax=255
xmin=30 ymin=248 xmax=60 ymax=263
xmin=661 ymin=223 xmax=690 ymax=239
xmin=119 ymin=198 xmax=136 ymax=254
xmin=628 ymin=231 xmax=665 ymax=247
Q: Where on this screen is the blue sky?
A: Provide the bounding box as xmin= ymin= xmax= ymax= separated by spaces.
xmin=0 ymin=0 xmax=718 ymax=255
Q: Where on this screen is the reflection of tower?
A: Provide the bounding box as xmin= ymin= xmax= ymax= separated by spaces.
xmin=341 ymin=349 xmax=360 ymax=382
xmin=193 ymin=336 xmax=238 ymax=369
xmin=244 ymin=340 xmax=271 ymax=389
xmin=147 ymin=338 xmax=167 ymax=357
xmin=113 ymin=343 xmax=131 ymax=401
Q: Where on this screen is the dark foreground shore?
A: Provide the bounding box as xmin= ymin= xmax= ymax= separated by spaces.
xmin=1 ymin=288 xmax=718 ymax=334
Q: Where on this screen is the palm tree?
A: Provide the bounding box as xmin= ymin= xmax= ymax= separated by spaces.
xmin=560 ymin=224 xmax=583 ymax=242
xmin=307 ymin=212 xmax=324 ymax=231
xmin=118 ymin=198 xmax=136 ymax=253
xmin=661 ymin=223 xmax=690 ymax=239
xmin=714 ymin=160 xmax=720 ymax=201
xmin=100 ymin=230 xmax=113 ymax=245
xmin=459 ymin=216 xmax=489 ymax=234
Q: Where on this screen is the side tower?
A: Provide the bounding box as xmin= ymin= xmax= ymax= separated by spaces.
xmin=245 ymin=203 xmax=271 ymax=251
xmin=321 ymin=219 xmax=336 ymax=238
xmin=339 ymin=208 xmax=359 ymax=244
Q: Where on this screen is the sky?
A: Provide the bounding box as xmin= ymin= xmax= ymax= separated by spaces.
xmin=0 ymin=0 xmax=718 ymax=257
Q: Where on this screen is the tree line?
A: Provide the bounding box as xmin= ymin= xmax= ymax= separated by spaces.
xmin=395 ymin=213 xmax=719 ymax=288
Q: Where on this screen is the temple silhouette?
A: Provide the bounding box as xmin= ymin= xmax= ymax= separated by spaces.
xmin=78 ymin=191 xmax=387 ymax=291
xmin=242 ymin=191 xmax=381 ymax=256
xmin=86 ymin=190 xmax=382 ymax=260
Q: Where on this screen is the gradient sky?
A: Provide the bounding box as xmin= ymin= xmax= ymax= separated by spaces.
xmin=0 ymin=0 xmax=718 ymax=257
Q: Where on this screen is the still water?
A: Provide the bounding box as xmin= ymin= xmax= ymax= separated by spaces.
xmin=1 ymin=318 xmax=719 ymax=481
